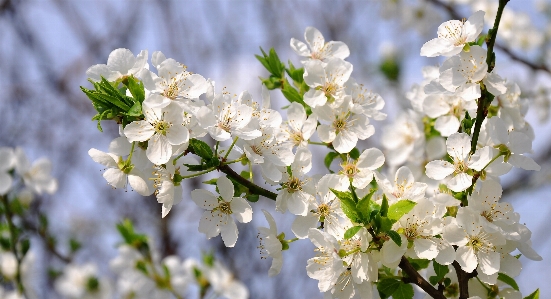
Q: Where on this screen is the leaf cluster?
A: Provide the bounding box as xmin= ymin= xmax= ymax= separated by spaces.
xmin=80 ymin=76 xmax=145 ymax=131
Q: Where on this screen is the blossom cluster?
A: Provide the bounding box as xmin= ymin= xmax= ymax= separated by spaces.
xmin=82 ymin=7 xmax=542 ymax=299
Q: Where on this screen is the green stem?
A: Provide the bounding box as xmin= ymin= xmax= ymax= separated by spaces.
xmin=224 ymin=137 xmax=239 ymax=160
xmin=470 ymin=0 xmax=509 ymax=154
xmin=224 ymin=157 xmax=246 ymax=165
xmin=127 ymin=142 xmax=136 ymax=163
xmin=179 ymin=168 xmax=217 ymax=180
xmin=248 ymin=162 xmax=253 ymax=182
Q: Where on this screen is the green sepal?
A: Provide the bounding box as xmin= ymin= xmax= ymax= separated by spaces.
xmin=246 ymin=194 xmax=260 ymax=202
xmin=497 ymin=273 xmax=519 ymax=291
xmin=344 ymin=226 xmax=362 ymax=239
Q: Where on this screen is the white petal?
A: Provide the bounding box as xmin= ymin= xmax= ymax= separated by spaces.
xmin=231 ymin=197 xmax=252 ymax=223
xmin=103 ymin=168 xmax=126 ymax=189
xmin=446 ymin=132 xmax=471 ymax=160
xmin=128 ymin=169 xmax=152 ymax=196
xmin=456 ymin=246 xmax=477 ymax=273
xmin=332 ymin=130 xmax=357 ymax=154
xmin=290 ymin=38 xmax=310 ymax=57
xmin=292 ymin=213 xmax=319 ymax=239
xmin=220 ymin=217 xmax=238 ymax=247
xmin=217 ymin=176 xmax=235 ymax=202
xmin=447 ymin=172 xmax=473 ymax=192
xmin=124 ymin=121 xmax=155 ymax=142
xmin=357 ymin=148 xmax=385 ymax=170
xmin=146 ymin=134 xmax=172 ymax=165
xmin=434 ymin=115 xmax=460 ymax=137
xmin=425 ymin=160 xmax=454 ymax=180
xmin=191 ymin=189 xmax=218 ymax=210
xmin=414 ymin=239 xmax=438 ymax=260
xmin=88 ymin=148 xmax=118 ymax=168
xmin=477 ymin=251 xmax=500 ymax=275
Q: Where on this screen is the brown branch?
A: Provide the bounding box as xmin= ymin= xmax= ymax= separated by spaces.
xmin=399 ymin=256 xmax=446 ymax=299
xmin=451 ymin=261 xmax=478 ymax=299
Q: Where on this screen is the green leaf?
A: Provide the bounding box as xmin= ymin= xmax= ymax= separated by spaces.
xmin=407 ymin=258 xmax=430 ymax=271
xmin=356 ymin=189 xmax=376 ymax=223
xmin=387 ymin=200 xmax=416 ymax=221
xmin=380 ymin=194 xmax=389 ymax=217
xmin=281 ymin=83 xmax=304 ymax=105
xmin=126 ymin=102 xmax=142 ymax=117
xmin=349 ymin=147 xmax=360 ymax=160
xmin=379 ymin=216 xmax=393 ymax=233
xmin=524 ymin=289 xmax=540 ymax=299
xmin=429 ymin=261 xmax=449 ymax=285
xmin=189 ymin=139 xmax=214 ymax=159
xmin=497 ymin=273 xmax=519 ymax=291
xmin=124 ymin=76 xmax=145 ymax=103
xmin=377 ymin=278 xmax=400 ymax=299
xmin=69 ymin=238 xmax=82 ymax=253
xmin=324 ymin=152 xmax=339 ymax=171
xmin=344 ymin=226 xmax=362 ymax=239
xmin=392 ymin=282 xmax=414 ymax=299
xmin=286 ymin=60 xmax=304 ymax=85
xmin=387 ymin=230 xmax=402 ymax=247
xmin=331 ymin=188 xmax=359 ymax=223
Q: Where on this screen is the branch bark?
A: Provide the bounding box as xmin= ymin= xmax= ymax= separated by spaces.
xmin=399 ymin=256 xmax=446 ymax=299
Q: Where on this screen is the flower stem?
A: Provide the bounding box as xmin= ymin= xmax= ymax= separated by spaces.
xmin=308 ymin=141 xmax=327 ymax=146
xmin=224 ymin=137 xmax=239 ymax=160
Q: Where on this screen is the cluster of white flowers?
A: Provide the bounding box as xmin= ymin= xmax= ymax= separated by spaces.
xmin=83 ymin=6 xmax=543 ymax=298
xmin=52 ymin=244 xmax=248 ymax=299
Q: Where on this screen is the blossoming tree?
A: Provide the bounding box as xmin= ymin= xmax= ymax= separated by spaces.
xmin=0 ymin=0 xmax=548 ymax=298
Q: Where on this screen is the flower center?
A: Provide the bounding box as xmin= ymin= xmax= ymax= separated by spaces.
xmin=340 ymin=161 xmax=359 ymax=178
xmin=317 ymin=203 xmax=330 ymax=217
xmin=154 ymin=120 xmax=170 ymax=135
xmin=163 ymin=81 xmax=180 ymax=100
xmin=284 ymin=177 xmax=303 ymax=193
xmin=218 ymin=201 xmax=233 ymax=215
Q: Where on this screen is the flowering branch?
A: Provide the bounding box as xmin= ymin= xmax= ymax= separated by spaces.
xmin=470 ymin=0 xmax=509 ymax=154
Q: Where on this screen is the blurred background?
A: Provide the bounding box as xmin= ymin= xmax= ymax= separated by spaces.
xmin=1 ymin=0 xmax=551 ymax=298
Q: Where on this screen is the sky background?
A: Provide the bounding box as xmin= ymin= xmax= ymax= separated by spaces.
xmin=1 ymin=0 xmax=550 ymax=298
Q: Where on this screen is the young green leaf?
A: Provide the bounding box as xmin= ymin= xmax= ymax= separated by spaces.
xmin=349 ymin=147 xmax=360 ymax=160
xmin=380 ymin=194 xmax=389 ymax=217
xmin=387 ymin=230 xmax=402 ymax=247
xmin=377 ymin=278 xmax=400 ymax=299
xmin=429 ymin=261 xmax=449 ymax=285
xmin=524 ymin=289 xmax=539 ymax=299
xmin=392 ymin=282 xmax=414 ymax=299
xmin=189 ymin=139 xmax=214 ymax=160
xmin=324 ymin=152 xmax=339 ymax=171
xmin=344 ymin=226 xmax=362 ymax=239
xmin=497 ymin=273 xmax=519 ymax=291
xmin=407 ymin=258 xmax=430 ymax=271
xmin=331 ymin=189 xmax=360 ymax=223
xmin=387 ymin=200 xmax=416 ymax=221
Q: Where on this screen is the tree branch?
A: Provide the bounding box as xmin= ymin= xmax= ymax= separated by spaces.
xmin=399 ymin=256 xmax=446 ymax=299
xmin=218 ymin=164 xmax=278 ymax=200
